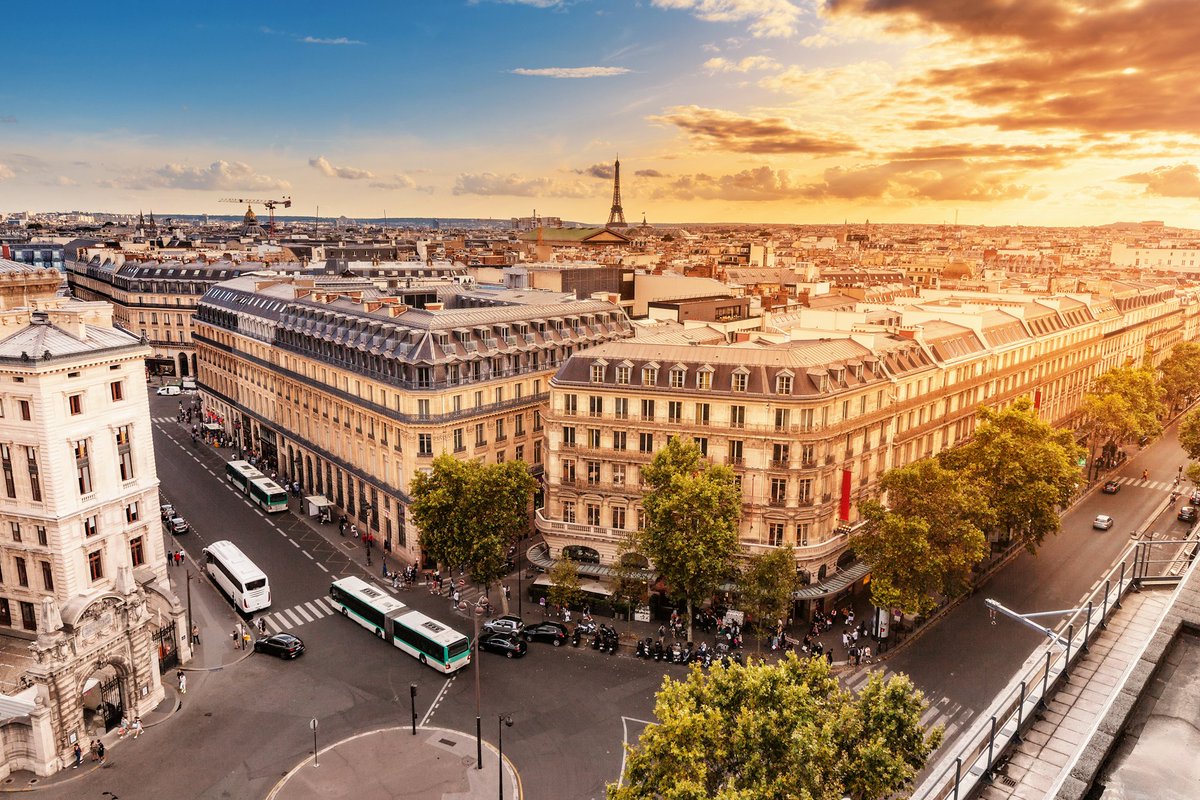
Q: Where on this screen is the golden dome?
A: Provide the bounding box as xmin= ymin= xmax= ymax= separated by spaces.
xmin=244 ymin=205 xmax=258 ymax=223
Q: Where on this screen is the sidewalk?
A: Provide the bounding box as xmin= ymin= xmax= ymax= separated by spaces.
xmin=266 ymin=726 xmax=520 ymax=800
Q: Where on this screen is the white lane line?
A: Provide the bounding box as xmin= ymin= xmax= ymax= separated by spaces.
xmin=292 ymin=605 xmax=315 ymax=623
xmin=316 ymin=563 xmax=329 ymax=573
xmin=617 ymin=717 xmax=657 ymax=787
xmin=303 ymin=551 xmax=314 ymax=560
xmin=281 ymin=609 xmax=305 ymax=627
xmin=421 ymin=678 xmax=454 ymax=727
xmin=312 ymin=597 xmax=334 ymax=613
xmin=289 ymin=539 xmax=301 ymax=548
xmin=304 ymin=601 xmax=326 ymax=618
xmin=266 ymin=616 xmax=284 ymax=633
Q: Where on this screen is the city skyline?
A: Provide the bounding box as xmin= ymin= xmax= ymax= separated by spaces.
xmin=2 ymin=0 xmax=1198 ymax=227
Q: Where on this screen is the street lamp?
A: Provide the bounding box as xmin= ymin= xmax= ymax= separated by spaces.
xmin=473 ymin=604 xmax=484 ymax=769
xmin=410 ymin=683 xmax=418 ymax=736
xmin=498 ymin=714 xmax=514 ymax=800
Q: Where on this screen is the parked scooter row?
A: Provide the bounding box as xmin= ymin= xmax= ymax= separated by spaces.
xmin=633 ymin=637 xmax=745 ymax=668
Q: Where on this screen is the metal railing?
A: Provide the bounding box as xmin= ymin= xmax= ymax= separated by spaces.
xmin=912 ymin=533 xmax=1197 ymax=800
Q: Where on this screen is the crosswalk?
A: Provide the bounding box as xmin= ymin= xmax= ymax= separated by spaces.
xmin=151 ymin=416 xmax=178 ymax=424
xmin=1106 ymin=475 xmax=1184 ymax=492
xmin=841 ymin=668 xmax=969 ymax=740
xmin=258 ymin=596 xmax=340 ymax=633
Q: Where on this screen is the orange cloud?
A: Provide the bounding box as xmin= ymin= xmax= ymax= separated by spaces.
xmin=1118 ymin=164 xmax=1200 ymax=199
xmin=649 ymin=105 xmax=856 ymax=154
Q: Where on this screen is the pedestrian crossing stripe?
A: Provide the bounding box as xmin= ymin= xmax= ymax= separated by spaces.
xmin=1110 ymin=476 xmax=1179 ymax=491
xmin=259 ymin=596 xmax=337 ymax=632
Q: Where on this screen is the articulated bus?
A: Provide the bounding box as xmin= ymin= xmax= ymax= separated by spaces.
xmin=225 ymin=460 xmax=264 ymax=493
xmin=203 ymin=540 xmax=271 ymax=614
xmin=248 ymin=477 xmax=289 ymax=513
xmin=329 ymin=577 xmax=471 ymax=673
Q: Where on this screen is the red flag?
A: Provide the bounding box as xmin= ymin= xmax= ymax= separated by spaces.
xmin=839 ymin=469 xmax=852 ymax=521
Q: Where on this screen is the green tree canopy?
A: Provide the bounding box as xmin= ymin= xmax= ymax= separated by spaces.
xmin=1179 ymin=408 xmax=1200 ymax=462
xmin=640 ymin=437 xmax=742 ymax=642
xmin=612 ymin=536 xmax=651 ymax=624
xmin=939 ymin=397 xmax=1084 ymax=553
xmin=547 ymin=556 xmax=584 ymax=612
xmin=608 ymin=653 xmax=942 ymax=800
xmin=736 ymin=546 xmax=798 ymax=651
xmin=1087 ymin=366 xmax=1165 ymax=444
xmin=410 ymin=455 xmax=536 ymax=589
xmin=1159 ymin=342 xmax=1200 ymax=412
xmin=857 ymin=459 xmax=991 ymax=615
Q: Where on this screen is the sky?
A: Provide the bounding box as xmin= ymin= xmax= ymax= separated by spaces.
xmin=1 ymin=0 xmax=1198 ymax=227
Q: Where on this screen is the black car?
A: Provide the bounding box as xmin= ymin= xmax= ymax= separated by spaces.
xmin=523 ymin=621 xmax=569 ymax=646
xmin=1102 ymin=480 xmax=1121 ymax=494
xmin=478 ymin=632 xmax=527 ymax=659
xmin=1179 ymin=506 xmax=1197 ymax=523
xmin=254 ymin=633 xmax=305 ymax=659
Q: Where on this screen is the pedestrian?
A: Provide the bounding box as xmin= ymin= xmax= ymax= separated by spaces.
xmin=452 ymin=589 xmax=461 ymax=607
xmin=826 ymin=650 xmax=833 ymax=665
xmin=351 ymin=524 xmax=358 ymax=538
xmin=132 ymin=717 xmax=143 ymax=738
xmin=257 ymin=617 xmax=266 ymax=635
xmin=243 ymin=630 xmax=251 ymax=649
xmin=73 ymin=742 xmax=82 ymax=768
xmin=392 ymin=572 xmax=399 ymax=590
xmin=177 ymin=670 xmax=186 ymax=694
xmin=191 ymin=624 xmax=200 ymax=646
xmin=90 ymin=739 xmax=99 ymax=762
xmin=564 ymin=608 xmax=572 ymax=624
xmin=118 ymin=716 xmax=129 ymax=738
xmin=233 ymin=623 xmax=243 ymax=650
xmin=862 ymin=645 xmax=872 ymax=664
xmin=96 ymin=741 xmax=105 ymax=765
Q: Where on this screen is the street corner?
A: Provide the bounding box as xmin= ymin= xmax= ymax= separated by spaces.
xmin=266 ymin=725 xmax=521 ymax=800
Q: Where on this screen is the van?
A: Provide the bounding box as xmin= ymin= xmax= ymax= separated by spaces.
xmin=156 ymin=385 xmax=181 ymax=396
xmin=181 ymin=378 xmax=197 ymax=390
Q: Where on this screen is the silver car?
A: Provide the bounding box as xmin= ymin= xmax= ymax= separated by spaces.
xmin=1093 ymin=514 xmax=1114 ymax=531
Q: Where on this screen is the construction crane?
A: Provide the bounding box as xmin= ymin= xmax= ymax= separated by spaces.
xmin=218 ymin=196 xmax=292 ymax=237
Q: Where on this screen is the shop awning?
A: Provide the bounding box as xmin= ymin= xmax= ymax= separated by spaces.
xmin=792 ymin=561 xmax=871 ymax=600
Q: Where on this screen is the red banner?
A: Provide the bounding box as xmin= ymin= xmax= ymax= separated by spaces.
xmin=839 ymin=468 xmax=852 ymax=521
xmin=1034 ymin=389 xmax=1042 ymax=409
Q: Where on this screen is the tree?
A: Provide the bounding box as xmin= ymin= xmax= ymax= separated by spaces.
xmin=1088 ymin=366 xmax=1165 ymax=444
xmin=611 ymin=536 xmax=650 ymax=625
xmin=1159 ymin=342 xmax=1200 ymax=412
xmin=1078 ymin=392 xmax=1136 ymax=478
xmin=857 ymin=459 xmax=991 ymax=615
xmin=608 ymin=652 xmax=942 ymax=800
xmin=639 ymin=437 xmax=743 ymax=642
xmin=410 ymin=455 xmax=536 ymax=592
xmin=547 ymin=556 xmax=583 ymax=613
xmin=939 ymin=397 xmax=1083 ymax=553
xmin=1179 ymin=408 xmax=1200 ymax=462
xmin=736 ymin=546 xmax=798 ymax=651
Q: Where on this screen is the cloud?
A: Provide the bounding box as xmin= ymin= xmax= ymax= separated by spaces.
xmin=652 ymin=0 xmax=804 ymax=38
xmin=452 ymin=172 xmax=593 ymax=198
xmin=309 ymin=155 xmax=375 ymax=180
xmin=824 ymin=0 xmax=1200 ymax=136
xmin=118 ymin=161 xmax=290 ymax=191
xmin=654 ymin=166 xmax=805 ymax=201
xmin=472 ymin=0 xmax=563 ymax=6
xmin=649 ymin=105 xmax=856 ymax=154
xmin=368 ymin=174 xmax=435 ymax=193
xmin=0 ymin=116 xmax=16 ymax=124
xmin=575 ymin=163 xmax=615 ymax=179
xmin=1118 ymin=164 xmax=1200 ymax=198
xmin=300 ymin=36 xmax=365 ymax=45
xmin=635 ymin=169 xmax=667 ymax=178
xmin=0 ymin=164 xmax=13 ymax=181
xmin=55 ymin=176 xmax=78 ymax=186
xmin=702 ymin=55 xmax=780 ymax=73
xmin=510 ymin=66 xmax=630 ymax=78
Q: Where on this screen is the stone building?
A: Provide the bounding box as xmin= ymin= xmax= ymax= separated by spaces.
xmin=0 ymin=299 xmax=186 ymax=777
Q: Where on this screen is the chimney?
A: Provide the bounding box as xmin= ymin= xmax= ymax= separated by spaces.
xmin=426 ymin=302 xmax=444 ymax=312
xmin=897 ymin=325 xmax=919 ymax=340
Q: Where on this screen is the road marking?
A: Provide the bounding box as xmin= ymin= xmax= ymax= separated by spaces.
xmin=303 ymin=551 xmax=314 ymax=560
xmin=316 ymin=563 xmax=329 ymax=573
xmin=281 ymin=608 xmax=305 ymax=627
xmin=289 ymin=539 xmax=300 ymax=548
xmin=421 ymin=678 xmax=454 ymax=728
xmin=292 ymin=605 xmax=314 ymax=623
xmin=617 ymin=717 xmax=657 ymax=787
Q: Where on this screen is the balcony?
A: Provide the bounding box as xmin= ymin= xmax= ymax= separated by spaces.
xmin=726 ymin=456 xmax=744 ymax=467
xmin=770 ymin=459 xmax=789 ymax=469
xmin=768 ymin=497 xmax=787 ymax=508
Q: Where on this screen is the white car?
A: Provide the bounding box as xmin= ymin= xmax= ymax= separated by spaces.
xmin=1093 ymin=514 xmax=1114 ymax=531
xmin=156 ymin=385 xmax=181 ymax=396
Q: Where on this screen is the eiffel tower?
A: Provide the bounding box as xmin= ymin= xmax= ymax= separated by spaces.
xmin=606 ymin=156 xmax=626 ymax=227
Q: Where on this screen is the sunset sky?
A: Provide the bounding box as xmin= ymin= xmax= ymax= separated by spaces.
xmin=2 ymin=0 xmax=1198 ymax=227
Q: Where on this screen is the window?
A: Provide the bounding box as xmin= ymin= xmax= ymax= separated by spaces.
xmin=695 ymin=403 xmax=710 ymax=426
xmin=588 ymin=428 xmax=601 ymax=448
xmin=74 ymin=440 xmax=92 ymax=494
xmin=612 ymin=506 xmax=627 ymax=530
xmin=590 ymin=363 xmax=606 ymax=383
xmin=798 ymin=522 xmax=810 ymax=546
xmin=642 ymin=367 xmax=658 ymax=386
xmin=641 ymin=399 xmax=655 ymax=420
xmin=669 ymin=369 xmax=686 ymax=389
xmin=562 ymin=426 xmax=576 ymax=448
xmin=533 ymin=440 xmax=542 ymax=464
xmin=668 ymin=401 xmax=683 ymax=423
xmin=564 ymin=394 xmax=578 ymax=416
xmin=800 ymin=443 xmax=815 ymax=466
xmin=588 ymin=396 xmax=603 ymax=417
xmin=125 ymin=502 xmax=140 ymax=523
xmin=110 ymin=381 xmax=124 ymax=401
xmin=36 ymin=526 xmax=47 ymax=546
xmin=515 ymin=444 xmax=524 ymax=462
xmin=40 ymin=561 xmax=53 ymax=591
xmin=637 ymin=508 xmax=647 ymax=531
xmin=586 ymin=461 xmax=601 ymax=485
xmin=613 ymin=463 xmax=626 ymax=485
xmin=614 ymin=398 xmax=629 ymax=419
xmin=1 ymin=445 xmax=14 ymax=499
xmin=586 ymin=503 xmax=601 ymax=526
xmin=772 ymin=443 xmax=790 ymax=467
xmin=697 ymin=371 xmax=712 ymax=390
xmin=495 ymin=419 xmax=506 ymax=441
xmin=562 ymin=459 xmax=576 ymax=484
xmin=776 ymin=375 xmax=793 ymax=394
xmin=616 ymin=366 xmax=631 ymax=385
xmin=453 ymin=428 xmax=465 ymax=452
xmin=729 ymin=405 xmax=746 ymax=428
xmin=418 ymin=434 xmax=433 ymax=456
xmin=693 ymin=437 xmax=708 ymax=456
xmin=770 ymin=478 xmax=788 ymax=506
xmin=562 ymin=501 xmax=576 ymax=523
xmin=775 ymin=408 xmax=791 ymax=431
xmin=19 ymin=400 xmax=30 ymax=421
xmin=728 ymin=439 xmax=743 ymax=465
xmin=83 ymin=515 xmax=98 ymax=538
xmin=798 ymin=478 xmax=813 ymax=503
xmin=417 ymin=399 xmax=430 ymax=420
xmin=639 ymin=433 xmax=654 ymax=453
xmin=475 ymin=423 xmax=487 ymax=447
xmin=26 ymin=447 xmax=40 ymax=501
xmin=515 ymin=414 xmax=525 ymax=436
xmin=68 ymin=394 xmax=83 ymax=415
xmin=768 ymin=522 xmax=785 ymax=547
xmin=534 ymin=411 xmax=543 ymax=432
xmin=16 ymin=557 xmax=28 ymax=588
xmin=88 ymin=550 xmax=104 ymax=581
xmin=19 ymin=601 xmax=35 ymax=631
xmin=613 ymin=431 xmax=627 ymax=450
xmin=116 ymin=425 xmax=134 ymax=481
xmin=10 ymin=521 xmax=21 ymax=542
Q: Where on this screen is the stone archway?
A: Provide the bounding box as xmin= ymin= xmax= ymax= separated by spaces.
xmin=78 ymin=661 xmax=127 ymax=735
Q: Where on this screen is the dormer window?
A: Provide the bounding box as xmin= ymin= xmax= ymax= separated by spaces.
xmin=776 ymin=374 xmax=793 ymax=395
xmin=590 ymin=362 xmax=606 ymax=383
xmin=616 ymin=365 xmax=631 ymax=385
xmin=669 ymin=368 xmax=686 ymax=389
xmin=732 ymin=368 xmax=749 ymax=392
xmin=853 ymin=363 xmax=864 ymax=381
xmin=696 ymin=368 xmax=713 ymax=390
xmin=642 ymin=367 xmax=658 ymax=386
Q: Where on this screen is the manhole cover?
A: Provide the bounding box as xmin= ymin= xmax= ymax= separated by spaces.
xmin=462 ymin=757 xmax=475 ymax=767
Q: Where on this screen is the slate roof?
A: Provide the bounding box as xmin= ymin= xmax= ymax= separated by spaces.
xmin=0 ymin=310 xmax=142 ymax=360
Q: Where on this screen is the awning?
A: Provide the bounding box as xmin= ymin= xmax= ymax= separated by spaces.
xmin=793 ymin=561 xmax=871 ymax=600
xmin=0 ymin=687 xmax=37 ymax=723
xmin=526 ymin=543 xmax=656 ymax=582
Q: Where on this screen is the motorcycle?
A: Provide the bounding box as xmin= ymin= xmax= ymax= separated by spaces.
xmin=571 ymin=629 xmax=582 ymax=647
xmin=635 ymin=639 xmax=646 ymax=658
xmin=600 ymin=625 xmax=619 ymax=654
xmin=591 ymin=632 xmax=602 ymax=650
xmin=642 ymin=637 xmax=655 ymax=659
xmin=652 ymin=640 xmax=664 ymax=661
xmin=680 ymin=643 xmax=694 ymax=664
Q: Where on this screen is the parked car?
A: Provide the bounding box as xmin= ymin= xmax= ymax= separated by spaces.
xmin=254 ymin=633 xmax=305 ymax=659
xmin=156 ymin=385 xmax=181 ymax=396
xmin=1093 ymin=514 xmax=1114 ymax=531
xmin=478 ymin=632 xmax=527 ymax=659
xmin=1102 ymin=480 xmax=1121 ymax=494
xmin=168 ymin=515 xmax=189 ymax=533
xmin=1190 ymin=489 xmax=1200 ymax=505
xmin=160 ymin=503 xmax=175 ymax=520
xmin=483 ymin=615 xmax=525 ymax=636
xmin=1179 ymin=506 xmax=1197 ymax=523
xmin=523 ymin=621 xmax=569 ymax=646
